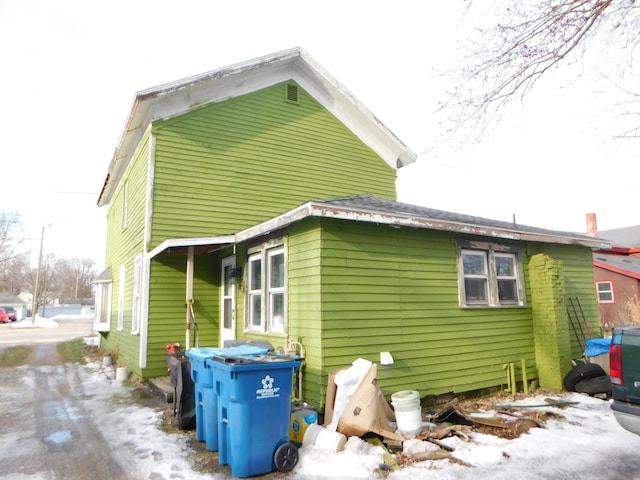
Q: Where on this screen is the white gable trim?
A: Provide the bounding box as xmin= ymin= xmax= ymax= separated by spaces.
xmin=98 ymin=47 xmax=416 ymax=207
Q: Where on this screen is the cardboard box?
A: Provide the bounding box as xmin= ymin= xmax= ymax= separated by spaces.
xmin=332 ymin=364 xmax=405 ymax=441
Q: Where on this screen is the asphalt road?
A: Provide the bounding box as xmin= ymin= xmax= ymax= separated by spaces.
xmin=0 ymin=317 xmax=95 ymax=345
xmin=0 ymin=318 xmax=132 ymax=479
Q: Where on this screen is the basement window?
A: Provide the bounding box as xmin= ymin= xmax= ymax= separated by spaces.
xmin=596 ymin=281 xmax=614 ymax=303
xmin=457 ymin=241 xmax=525 ymax=308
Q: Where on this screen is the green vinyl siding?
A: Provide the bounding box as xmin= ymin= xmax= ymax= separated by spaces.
xmin=286 ymin=220 xmax=324 ymax=403
xmin=283 ymin=219 xmax=599 ymax=410
xmin=142 ymin=252 xmax=221 ymax=378
xmin=148 ymin=82 xmax=396 ymax=249
xmin=100 ymin=131 xmax=150 ymax=375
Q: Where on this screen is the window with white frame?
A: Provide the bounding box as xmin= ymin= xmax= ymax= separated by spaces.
xmin=131 ymin=254 xmax=142 ymax=334
xmin=246 ymin=242 xmax=287 ymax=334
xmin=117 ymin=266 xmax=125 ymax=330
xmin=94 ymin=281 xmax=112 ymax=332
xmin=596 ymin=281 xmax=614 ymax=303
xmin=457 ymin=241 xmax=525 ymax=307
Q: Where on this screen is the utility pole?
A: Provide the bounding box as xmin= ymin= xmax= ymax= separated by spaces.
xmin=31 ymin=225 xmax=47 ymax=324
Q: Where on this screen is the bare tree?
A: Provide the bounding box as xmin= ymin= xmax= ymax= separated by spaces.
xmin=0 ymin=252 xmax=31 ymax=295
xmin=55 ymin=257 xmax=97 ymax=300
xmin=443 ymin=0 xmax=639 ymax=146
xmin=0 ymin=211 xmax=24 ymax=269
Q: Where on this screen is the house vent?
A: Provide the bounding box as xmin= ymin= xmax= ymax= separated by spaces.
xmin=285 ymin=83 xmax=299 ymax=104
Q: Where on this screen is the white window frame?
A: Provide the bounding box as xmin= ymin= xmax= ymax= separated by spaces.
xmin=247 ymin=254 xmax=263 ymax=331
xmin=245 ymin=241 xmax=287 ymax=334
xmin=457 ymin=241 xmax=525 ymax=308
xmin=596 ymin=281 xmax=614 ymax=303
xmin=94 ymin=281 xmax=112 ymax=332
xmin=267 ymin=248 xmax=286 ymax=333
xmin=131 ymin=254 xmax=142 ymax=334
xmin=117 ymin=266 xmax=125 ymax=331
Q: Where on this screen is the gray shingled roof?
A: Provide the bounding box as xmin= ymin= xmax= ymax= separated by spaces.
xmin=593 ymin=252 xmax=640 ymax=278
xmin=598 ymin=225 xmax=640 ymax=248
xmin=318 ymin=194 xmax=605 ymax=244
xmin=237 ymin=194 xmax=610 ymax=248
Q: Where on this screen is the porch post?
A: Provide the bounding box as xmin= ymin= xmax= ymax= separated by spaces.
xmin=186 ymin=246 xmax=194 ymax=350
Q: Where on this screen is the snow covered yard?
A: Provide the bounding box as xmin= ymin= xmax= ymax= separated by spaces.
xmin=80 ymin=355 xmax=640 ymax=480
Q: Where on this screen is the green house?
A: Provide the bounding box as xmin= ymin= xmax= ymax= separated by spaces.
xmin=95 ymin=47 xmax=610 ymax=411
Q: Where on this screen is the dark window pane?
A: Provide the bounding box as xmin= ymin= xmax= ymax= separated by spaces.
xmin=251 ymin=294 xmax=262 ymax=326
xmin=495 ymin=256 xmax=515 ymax=277
xmin=270 ymin=253 xmax=285 ymax=288
xmin=498 ymin=279 xmax=517 ymax=302
xmin=250 ymin=259 xmax=261 ymax=290
xmin=223 ymin=298 xmax=232 ymax=328
xmin=271 ymin=293 xmax=284 ymax=328
xmin=463 ymin=253 xmax=486 ymax=275
xmin=464 ymin=278 xmax=487 ymax=303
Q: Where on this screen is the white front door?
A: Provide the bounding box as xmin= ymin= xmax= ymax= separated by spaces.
xmin=220 ymin=256 xmax=237 ymax=347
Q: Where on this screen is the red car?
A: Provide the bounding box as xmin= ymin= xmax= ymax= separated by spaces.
xmin=1 ymin=306 xmax=16 ymax=322
xmin=0 ymin=308 xmax=8 ymax=324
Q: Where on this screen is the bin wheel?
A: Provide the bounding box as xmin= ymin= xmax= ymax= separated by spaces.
xmin=274 ymin=442 xmax=298 ymax=472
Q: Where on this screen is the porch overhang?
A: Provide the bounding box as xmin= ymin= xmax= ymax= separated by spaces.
xmin=148 ymin=235 xmax=235 ymax=259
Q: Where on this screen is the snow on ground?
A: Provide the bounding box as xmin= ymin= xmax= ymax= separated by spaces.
xmin=11 ymin=313 xmax=95 ymax=329
xmin=81 ymin=356 xmax=640 ymax=480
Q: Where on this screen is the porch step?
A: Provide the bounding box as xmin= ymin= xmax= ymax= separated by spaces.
xmin=149 ymin=376 xmax=174 ymax=403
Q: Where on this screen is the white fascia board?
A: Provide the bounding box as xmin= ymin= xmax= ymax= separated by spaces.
xmin=234 ymin=201 xmax=611 ymax=249
xmin=148 ymin=236 xmax=235 ymax=259
xmin=293 ymin=51 xmax=416 ymax=169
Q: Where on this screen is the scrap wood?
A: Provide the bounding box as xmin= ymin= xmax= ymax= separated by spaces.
xmin=418 ymin=424 xmax=470 ymax=443
xmin=366 ymin=437 xmax=400 ymax=471
xmin=491 ymin=400 xmax=578 ymax=409
xmin=432 ymin=400 xmax=474 ymax=426
xmin=468 ymin=415 xmax=510 ymax=429
xmin=403 ymin=450 xmax=452 ymax=462
xmin=425 ymin=437 xmax=454 ymax=452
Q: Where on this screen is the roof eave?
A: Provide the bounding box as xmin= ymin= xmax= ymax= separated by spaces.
xmin=236 ymin=201 xmax=611 ymax=249
xmin=148 ymin=235 xmax=235 ymax=259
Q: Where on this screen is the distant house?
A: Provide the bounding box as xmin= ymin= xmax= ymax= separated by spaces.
xmin=95 ymin=47 xmax=609 ymax=411
xmin=0 ymin=293 xmax=28 ymax=321
xmin=593 ymin=225 xmax=640 ymax=332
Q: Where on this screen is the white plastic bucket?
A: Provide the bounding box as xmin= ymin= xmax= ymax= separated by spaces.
xmin=115 ymin=367 xmax=128 ymax=381
xmin=391 ymin=390 xmax=422 ymax=437
xmin=102 ymin=356 xmax=112 ymax=367
xmin=302 ymin=424 xmax=347 ymax=452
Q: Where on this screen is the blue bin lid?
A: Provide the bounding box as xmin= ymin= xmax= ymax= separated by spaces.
xmin=186 ymin=345 xmax=270 ymax=360
xmin=185 ymin=347 xmax=220 ymax=361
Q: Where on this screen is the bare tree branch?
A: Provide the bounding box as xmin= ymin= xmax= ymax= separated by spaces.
xmin=441 ymin=0 xmax=640 ymax=147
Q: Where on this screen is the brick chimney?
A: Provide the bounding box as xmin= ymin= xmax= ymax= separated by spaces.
xmin=586 ymin=213 xmax=598 ymax=237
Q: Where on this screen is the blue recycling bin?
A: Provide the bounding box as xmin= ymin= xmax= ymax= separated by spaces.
xmin=186 ymin=345 xmax=272 ymax=451
xmin=209 ymin=355 xmax=301 ymax=478
xmin=185 ymin=347 xmax=219 ymax=448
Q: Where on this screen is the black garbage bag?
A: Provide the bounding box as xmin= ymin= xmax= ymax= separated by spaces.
xmin=168 ymin=354 xmax=196 ymax=430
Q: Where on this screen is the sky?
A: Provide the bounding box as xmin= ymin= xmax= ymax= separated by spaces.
xmin=10 ymin=314 xmax=640 ymax=479
xmin=1 ymin=1 xmax=637 ymax=270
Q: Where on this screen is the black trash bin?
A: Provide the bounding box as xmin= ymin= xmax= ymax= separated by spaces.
xmin=167 ymin=353 xmax=196 ymax=430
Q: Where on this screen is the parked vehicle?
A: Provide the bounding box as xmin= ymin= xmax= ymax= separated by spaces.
xmin=1 ymin=306 xmax=17 ymax=322
xmin=0 ymin=308 xmax=8 ymax=323
xmin=610 ymin=327 xmax=640 ymax=435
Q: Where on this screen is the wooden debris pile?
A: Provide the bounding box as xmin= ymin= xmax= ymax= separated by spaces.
xmin=373 ymin=395 xmax=576 ymax=475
